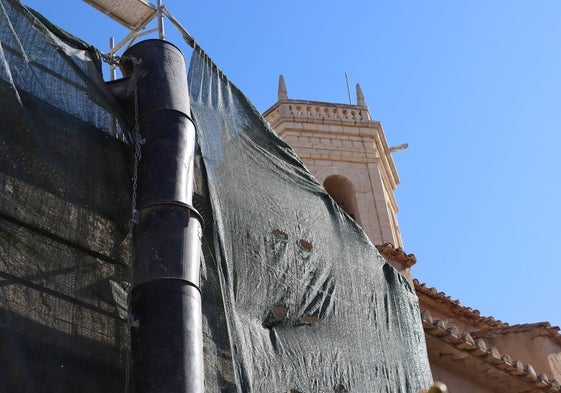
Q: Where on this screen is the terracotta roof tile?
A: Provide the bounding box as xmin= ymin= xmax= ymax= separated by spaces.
xmin=414 ymin=279 xmax=509 ymax=329
xmin=375 ymin=242 xmax=417 ymax=268
xmin=473 ymin=322 xmax=561 ymax=347
xmin=421 ymin=311 xmax=561 ymax=392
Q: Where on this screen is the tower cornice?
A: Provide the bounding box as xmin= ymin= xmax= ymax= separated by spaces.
xmin=262 ymin=89 xmax=405 ymax=251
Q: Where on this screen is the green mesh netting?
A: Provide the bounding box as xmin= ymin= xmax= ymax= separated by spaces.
xmin=0 ymin=1 xmax=131 ymax=392
xmin=189 ymin=48 xmax=432 ymax=392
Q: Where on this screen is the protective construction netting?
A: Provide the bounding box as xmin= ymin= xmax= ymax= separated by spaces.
xmin=189 ymin=48 xmax=433 ymax=392
xmin=1 ymin=0 xmax=433 ymax=391
xmin=0 ymin=1 xmax=131 ymax=392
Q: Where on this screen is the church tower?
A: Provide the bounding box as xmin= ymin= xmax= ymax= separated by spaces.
xmin=263 ymin=76 xmax=414 ymax=277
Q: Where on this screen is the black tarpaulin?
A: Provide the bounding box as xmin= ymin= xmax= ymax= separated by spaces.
xmin=0 ymin=1 xmax=131 ymax=392
xmin=189 ymin=47 xmax=433 ymax=392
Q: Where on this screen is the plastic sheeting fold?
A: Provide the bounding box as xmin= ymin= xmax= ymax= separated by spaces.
xmin=189 ymin=48 xmax=433 ymax=392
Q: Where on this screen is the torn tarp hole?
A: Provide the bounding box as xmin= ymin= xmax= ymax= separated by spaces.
xmin=272 ymin=305 xmax=288 ymax=320
xmin=263 ymin=305 xmax=289 ymax=329
xmin=272 ymin=229 xmax=288 ymax=242
xmin=298 ymin=314 xmax=319 ymax=326
xmin=298 ymin=239 xmax=313 ymax=252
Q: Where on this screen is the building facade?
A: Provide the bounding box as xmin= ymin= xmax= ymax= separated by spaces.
xmin=263 ymin=76 xmax=561 ymax=392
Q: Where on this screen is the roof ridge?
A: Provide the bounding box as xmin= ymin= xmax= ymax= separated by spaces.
xmin=473 ymin=322 xmax=561 ymax=347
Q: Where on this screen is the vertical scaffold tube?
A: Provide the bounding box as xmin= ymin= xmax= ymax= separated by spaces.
xmin=117 ymin=40 xmax=204 ymax=393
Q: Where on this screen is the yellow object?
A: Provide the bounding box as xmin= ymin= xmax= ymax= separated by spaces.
xmin=427 ymin=381 xmax=448 ymax=393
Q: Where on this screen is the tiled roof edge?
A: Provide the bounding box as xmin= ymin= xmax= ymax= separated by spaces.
xmin=421 ymin=310 xmax=561 ymax=392
xmin=414 ymin=279 xmax=509 ymax=329
xmin=473 ymin=322 xmax=561 ymax=347
xmin=375 ymin=242 xmax=417 ymax=268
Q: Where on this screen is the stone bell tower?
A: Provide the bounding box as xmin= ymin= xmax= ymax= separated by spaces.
xmin=263 ymin=75 xmax=414 ymax=277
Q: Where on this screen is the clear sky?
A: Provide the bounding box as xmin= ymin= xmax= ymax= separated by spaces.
xmin=22 ymin=0 xmax=561 ymax=328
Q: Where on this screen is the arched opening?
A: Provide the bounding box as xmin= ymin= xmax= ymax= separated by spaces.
xmin=323 ymin=175 xmax=360 ymax=224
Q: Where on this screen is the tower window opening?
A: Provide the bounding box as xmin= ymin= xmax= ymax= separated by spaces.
xmin=324 ymin=175 xmax=360 ymax=224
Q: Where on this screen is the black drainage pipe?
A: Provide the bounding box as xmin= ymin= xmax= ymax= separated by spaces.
xmin=108 ymin=39 xmax=204 ymax=393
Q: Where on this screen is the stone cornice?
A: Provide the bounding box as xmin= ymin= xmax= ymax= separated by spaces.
xmin=263 ymin=99 xmax=371 ymax=127
xmin=263 ymin=99 xmax=400 ymax=192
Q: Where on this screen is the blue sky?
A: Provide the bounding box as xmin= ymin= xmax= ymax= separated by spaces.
xmin=22 ymin=0 xmax=561 ymax=328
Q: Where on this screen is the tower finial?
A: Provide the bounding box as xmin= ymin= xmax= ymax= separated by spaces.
xmin=356 ymin=83 xmax=367 ymax=107
xmin=278 ymin=74 xmax=288 ymax=100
